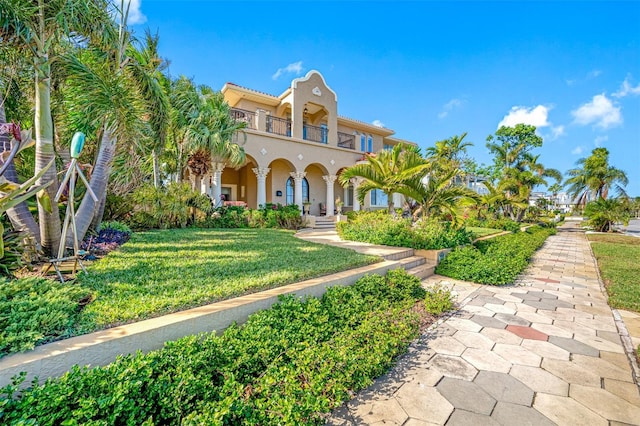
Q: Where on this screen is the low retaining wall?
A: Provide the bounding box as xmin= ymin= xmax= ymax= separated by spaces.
xmin=0 ymin=260 xmax=400 ymax=388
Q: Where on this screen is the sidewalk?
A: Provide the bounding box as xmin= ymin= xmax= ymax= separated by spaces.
xmin=327 ymin=222 xmax=640 ymax=425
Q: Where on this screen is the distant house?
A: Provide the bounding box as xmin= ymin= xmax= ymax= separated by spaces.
xmin=192 ymin=70 xmax=416 ymax=216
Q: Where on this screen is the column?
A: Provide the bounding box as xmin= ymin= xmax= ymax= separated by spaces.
xmin=323 ymin=174 xmax=337 ymax=217
xmin=350 ymin=177 xmax=362 ymax=211
xmin=212 ymin=162 xmax=225 ymax=204
xmin=290 ymin=171 xmax=307 ymax=215
xmin=252 ymin=167 xmax=270 ymax=208
xmin=201 ymin=173 xmax=211 ymax=196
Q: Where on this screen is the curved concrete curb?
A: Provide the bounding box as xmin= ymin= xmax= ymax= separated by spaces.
xmin=0 ymin=259 xmax=401 ymax=389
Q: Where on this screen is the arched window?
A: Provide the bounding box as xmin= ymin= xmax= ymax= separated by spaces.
xmin=367 ymin=134 xmax=373 ymax=152
xmin=286 ymin=177 xmax=309 ymax=205
xmin=360 ymin=133 xmax=366 ymax=152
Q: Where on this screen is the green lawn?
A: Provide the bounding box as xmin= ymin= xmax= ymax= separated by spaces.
xmin=75 ymin=228 xmax=379 ymax=332
xmin=467 ymin=227 xmax=504 ymax=238
xmin=588 ymin=233 xmax=640 ymax=313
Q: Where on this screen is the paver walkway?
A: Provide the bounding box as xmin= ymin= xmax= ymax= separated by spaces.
xmin=327 ymin=222 xmax=640 ymax=425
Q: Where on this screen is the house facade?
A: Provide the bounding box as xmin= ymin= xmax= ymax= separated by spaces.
xmin=196 ymin=70 xmax=416 ymax=216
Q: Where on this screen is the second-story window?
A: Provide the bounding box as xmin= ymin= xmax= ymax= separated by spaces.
xmin=360 ymin=133 xmax=366 ymax=152
xmin=367 ymin=135 xmax=373 ymax=152
xmin=321 ymin=124 xmax=328 ymax=144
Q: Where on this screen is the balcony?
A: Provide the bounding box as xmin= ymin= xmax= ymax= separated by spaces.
xmin=230 ymin=108 xmax=256 ymax=129
xmin=338 ymin=132 xmax=355 ymax=149
xmin=229 ymin=108 xmax=357 ymax=150
xmin=303 ymin=124 xmax=328 ymax=144
xmin=266 ymin=115 xmax=291 ymax=136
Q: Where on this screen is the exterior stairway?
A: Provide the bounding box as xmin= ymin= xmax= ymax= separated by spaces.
xmin=383 ymin=249 xmax=437 ymax=280
xmin=313 ymin=216 xmax=336 ymax=230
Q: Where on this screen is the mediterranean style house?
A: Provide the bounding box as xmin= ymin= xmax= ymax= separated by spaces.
xmin=197 ymin=70 xmax=417 ymax=217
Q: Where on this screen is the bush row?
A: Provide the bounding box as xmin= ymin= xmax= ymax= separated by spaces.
xmin=464 ymin=217 xmax=522 ymax=233
xmin=435 ymin=226 xmax=556 ymax=285
xmin=1 ymin=270 xmax=431 ymax=425
xmin=108 ymin=183 xmax=306 ymax=231
xmin=337 ymin=211 xmax=473 ymax=250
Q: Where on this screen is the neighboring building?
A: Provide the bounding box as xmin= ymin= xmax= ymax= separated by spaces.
xmin=195 ymin=70 xmax=417 ymax=216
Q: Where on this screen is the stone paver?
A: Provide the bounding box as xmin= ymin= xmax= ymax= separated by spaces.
xmin=326 ymin=222 xmax=640 ymax=425
xmin=436 ymin=378 xmax=496 ymax=415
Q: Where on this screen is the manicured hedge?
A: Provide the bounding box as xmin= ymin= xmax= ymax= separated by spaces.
xmin=435 ymin=226 xmax=556 ymax=285
xmin=0 ymin=270 xmax=428 ymax=425
xmin=337 ymin=211 xmax=473 ymax=250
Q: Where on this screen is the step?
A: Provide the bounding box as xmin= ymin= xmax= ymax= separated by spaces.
xmin=382 ymin=248 xmax=415 ymax=261
xmin=406 ymin=262 xmax=437 ymax=280
xmin=397 ymin=255 xmax=426 ymax=270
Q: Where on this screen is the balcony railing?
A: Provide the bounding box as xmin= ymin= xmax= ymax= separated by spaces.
xmin=337 ymin=132 xmax=355 ymax=150
xmin=230 ymin=108 xmax=256 ymax=129
xmin=303 ymin=124 xmax=328 ymax=144
xmin=266 ymin=115 xmax=292 ymax=136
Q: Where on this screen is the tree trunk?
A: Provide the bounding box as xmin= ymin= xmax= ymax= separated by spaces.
xmin=35 ymin=57 xmax=61 ymax=257
xmin=152 ymin=148 xmax=161 ymax=188
xmin=0 ymin=93 xmax=41 ymax=248
xmin=387 ymin=193 xmax=395 ymax=216
xmin=69 ymin=125 xmax=116 ymax=246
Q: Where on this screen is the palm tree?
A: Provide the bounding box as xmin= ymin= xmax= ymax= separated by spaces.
xmin=62 ymin=3 xmax=170 ymax=244
xmin=168 ymin=77 xmax=246 ymax=187
xmin=400 ymin=168 xmax=479 ymax=225
xmin=565 ymin=147 xmax=629 ymax=208
xmin=425 ymin=132 xmax=472 ymax=175
xmin=339 ymin=143 xmax=429 ymax=214
xmin=0 ymin=0 xmax=113 ymax=255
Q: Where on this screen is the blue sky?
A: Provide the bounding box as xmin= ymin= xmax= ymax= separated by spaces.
xmin=128 ymin=0 xmax=640 ymax=196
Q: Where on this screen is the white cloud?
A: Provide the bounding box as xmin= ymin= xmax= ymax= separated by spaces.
xmin=613 ymin=76 xmax=640 ymax=98
xmin=437 ymin=98 xmax=464 ymax=119
xmin=566 ymin=69 xmax=602 ymax=86
xmin=498 ymin=105 xmax=551 ymax=129
xmin=571 ymin=94 xmax=622 ymax=129
xmin=571 ymin=146 xmax=584 ymax=155
xmin=124 ymin=0 xmax=146 ymax=25
xmin=551 ymin=125 xmax=565 ymax=139
xmin=594 ymin=135 xmax=608 ymax=146
xmin=272 ymin=61 xmax=304 ymax=80
xmin=372 ymin=120 xmax=385 ymax=128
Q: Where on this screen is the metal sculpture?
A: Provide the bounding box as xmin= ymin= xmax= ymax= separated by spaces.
xmin=48 ymin=132 xmax=98 ymax=281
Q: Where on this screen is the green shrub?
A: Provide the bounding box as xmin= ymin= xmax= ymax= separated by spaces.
xmin=128 ymin=183 xmax=210 ymax=230
xmin=97 ymin=221 xmax=131 ymax=234
xmin=337 ymin=211 xmax=472 ymax=250
xmin=0 ymin=270 xmax=428 ymax=424
xmin=201 ymin=205 xmax=250 ymax=228
xmin=247 ymin=203 xmax=304 ymax=230
xmin=0 ymin=277 xmax=92 ymax=357
xmin=436 ymin=226 xmax=555 ymax=285
xmin=424 ymin=283 xmax=454 ymax=315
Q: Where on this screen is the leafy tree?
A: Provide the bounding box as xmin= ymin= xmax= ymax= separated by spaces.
xmin=564 ymin=147 xmax=629 ymax=208
xmin=486 ymin=125 xmax=559 ymax=222
xmin=0 ymin=0 xmax=113 ymax=255
xmin=339 ymin=144 xmax=429 ymax=214
xmin=584 ymin=198 xmax=630 ymax=232
xmin=400 ymin=168 xmax=479 ymax=225
xmin=425 ymin=132 xmax=472 ymax=177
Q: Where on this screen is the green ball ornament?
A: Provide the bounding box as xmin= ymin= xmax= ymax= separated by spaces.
xmin=70 ymin=132 xmax=86 ymax=159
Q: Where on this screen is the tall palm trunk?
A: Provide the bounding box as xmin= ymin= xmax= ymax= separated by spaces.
xmin=34 ymin=56 xmax=61 ymax=256
xmin=69 ymin=125 xmax=116 ymax=246
xmin=152 ymin=148 xmax=161 ymax=187
xmin=0 ymin=92 xmax=41 ymax=247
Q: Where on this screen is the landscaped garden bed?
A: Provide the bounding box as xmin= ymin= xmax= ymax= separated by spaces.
xmin=337 ymin=211 xmax=474 ymax=250
xmin=435 ymin=226 xmax=556 ymax=285
xmin=0 ymin=228 xmax=378 ymax=358
xmin=0 ymin=270 xmax=451 ymax=425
